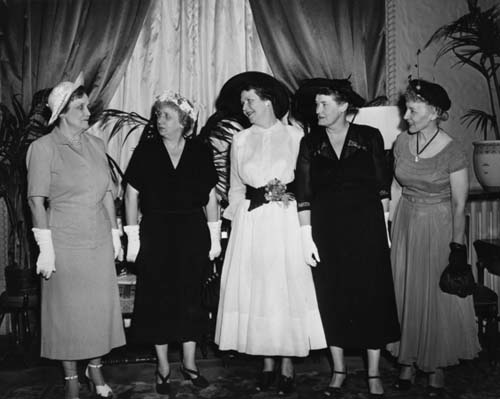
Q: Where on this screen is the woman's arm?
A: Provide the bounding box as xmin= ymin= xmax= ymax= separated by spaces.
xmin=205 ymin=187 xmax=219 ymax=222
xmin=223 ymin=136 xmax=245 ymax=220
xmin=450 ymin=168 xmax=468 ymax=244
xmin=28 ymin=196 xmax=49 ymax=228
xmin=389 ymin=178 xmax=402 ymax=222
xmin=124 ymin=184 xmax=140 ymax=225
xmin=103 ymin=191 xmax=118 ymax=229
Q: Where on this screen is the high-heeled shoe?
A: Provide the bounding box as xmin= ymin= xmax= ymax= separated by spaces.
xmin=324 ymin=370 xmax=348 ymax=397
xmin=155 ymin=370 xmax=171 ymax=395
xmin=427 ymin=371 xmax=444 ymax=397
xmin=367 ymin=375 xmax=385 ymax=398
xmin=394 ymin=365 xmax=416 ymax=390
xmin=277 ymin=373 xmax=295 ymax=396
xmin=180 ymin=363 xmax=209 ymax=388
xmin=64 ymin=375 xmax=80 ymax=399
xmin=85 ymin=363 xmax=113 ymax=398
xmin=256 ymin=370 xmax=276 ymax=391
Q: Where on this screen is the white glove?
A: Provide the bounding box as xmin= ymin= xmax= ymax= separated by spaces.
xmin=207 ymin=220 xmax=222 ymax=260
xmin=32 ymin=228 xmax=56 ymax=279
xmin=300 ymin=225 xmax=320 ymax=267
xmin=384 ymin=211 xmax=391 ymax=248
xmin=124 ymin=225 xmax=140 ymax=262
xmin=111 ymin=228 xmax=122 ymax=260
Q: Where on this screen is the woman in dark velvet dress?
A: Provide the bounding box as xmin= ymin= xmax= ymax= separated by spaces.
xmin=296 ymin=79 xmax=400 ymax=398
xmin=123 ymin=92 xmax=221 ymax=395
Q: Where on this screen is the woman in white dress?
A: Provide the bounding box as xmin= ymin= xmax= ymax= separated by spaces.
xmin=215 ymin=72 xmax=326 ymax=395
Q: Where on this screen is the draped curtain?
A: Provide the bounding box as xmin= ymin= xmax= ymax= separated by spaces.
xmin=109 ymin=0 xmax=270 ymax=123
xmin=0 ymin=0 xmax=153 ymax=112
xmin=105 ymin=0 xmax=270 ymax=176
xmin=249 ymin=0 xmax=386 ymax=101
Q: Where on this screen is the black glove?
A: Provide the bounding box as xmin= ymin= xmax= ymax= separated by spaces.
xmin=448 ymin=242 xmax=467 ymax=268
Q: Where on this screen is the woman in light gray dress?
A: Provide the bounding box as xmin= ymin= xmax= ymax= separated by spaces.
xmin=27 ymin=74 xmax=125 ymax=399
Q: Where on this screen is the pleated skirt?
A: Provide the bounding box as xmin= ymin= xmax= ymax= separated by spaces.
xmin=387 ymin=196 xmax=480 ymax=371
xmin=215 ymin=200 xmax=326 ymax=356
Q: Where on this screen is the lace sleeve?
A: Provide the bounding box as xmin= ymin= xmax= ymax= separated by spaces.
xmin=295 ymin=137 xmax=313 ymax=211
xmin=370 ymin=128 xmax=392 ymax=199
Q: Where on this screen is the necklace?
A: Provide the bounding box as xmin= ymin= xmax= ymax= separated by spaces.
xmin=415 ymin=128 xmax=440 ymax=162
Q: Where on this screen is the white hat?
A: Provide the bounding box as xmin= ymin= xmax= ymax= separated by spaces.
xmin=47 ymin=72 xmax=85 ymax=125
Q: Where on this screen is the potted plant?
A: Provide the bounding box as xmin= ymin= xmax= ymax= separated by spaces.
xmin=0 ymin=90 xmax=50 ymax=295
xmin=425 ymin=0 xmax=500 ymax=191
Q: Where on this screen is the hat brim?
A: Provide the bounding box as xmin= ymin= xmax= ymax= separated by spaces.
xmin=292 ymin=78 xmax=365 ymax=126
xmin=217 ymin=71 xmax=290 ymax=119
xmin=48 ymin=72 xmax=85 ymax=125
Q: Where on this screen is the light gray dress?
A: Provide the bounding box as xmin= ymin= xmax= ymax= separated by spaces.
xmin=27 ymin=128 xmax=125 ymax=360
xmin=387 ymin=132 xmax=480 ymax=371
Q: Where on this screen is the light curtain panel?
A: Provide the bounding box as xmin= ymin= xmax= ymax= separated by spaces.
xmin=108 ymin=0 xmax=270 ymax=124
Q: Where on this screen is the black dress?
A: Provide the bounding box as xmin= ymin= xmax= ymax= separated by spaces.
xmin=125 ymin=137 xmax=217 ymax=344
xmin=296 ymin=123 xmax=400 ymax=348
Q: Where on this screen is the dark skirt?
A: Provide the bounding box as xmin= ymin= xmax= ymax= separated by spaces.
xmin=312 ymin=190 xmax=400 ymax=348
xmin=131 ymin=209 xmax=209 ymax=344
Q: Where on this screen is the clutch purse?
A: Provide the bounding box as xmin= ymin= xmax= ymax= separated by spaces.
xmin=439 ymin=263 xmax=476 ymax=298
xmin=201 ymin=262 xmax=220 ymax=310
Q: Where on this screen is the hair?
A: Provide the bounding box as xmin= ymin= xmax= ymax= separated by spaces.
xmin=240 ymin=83 xmax=278 ymax=116
xmin=404 ymin=88 xmax=449 ymax=122
xmin=152 ymin=99 xmax=196 ymax=136
xmin=315 ymin=86 xmax=357 ymax=113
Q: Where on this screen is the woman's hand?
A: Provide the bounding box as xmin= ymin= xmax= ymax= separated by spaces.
xmin=111 ymin=229 xmax=122 ymax=260
xmin=300 ymin=225 xmax=320 ymax=267
xmin=124 ymin=225 xmax=140 ymax=262
xmin=208 ymin=220 xmax=222 ymax=260
xmin=32 ymin=228 xmax=56 ymax=279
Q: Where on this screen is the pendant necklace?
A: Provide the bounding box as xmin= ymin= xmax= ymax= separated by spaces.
xmin=415 ymin=128 xmax=440 ymax=162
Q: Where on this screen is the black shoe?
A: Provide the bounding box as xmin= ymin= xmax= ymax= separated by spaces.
xmin=277 ymin=374 xmax=294 ymax=396
xmin=367 ymin=375 xmax=385 ymax=398
xmin=155 ymin=370 xmax=171 ymax=395
xmin=427 ymin=385 xmax=444 ymax=397
xmin=394 ymin=365 xmax=415 ymax=391
xmin=180 ymin=364 xmax=209 ymax=388
xmin=256 ymin=370 xmax=276 ymax=391
xmin=324 ymin=370 xmax=347 ymax=397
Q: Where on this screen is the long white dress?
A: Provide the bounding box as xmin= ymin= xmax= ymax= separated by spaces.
xmin=215 ymin=121 xmax=326 ymax=356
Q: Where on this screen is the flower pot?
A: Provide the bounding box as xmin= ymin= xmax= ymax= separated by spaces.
xmin=473 ymin=140 xmax=500 ymax=192
xmin=4 ymin=265 xmax=39 ymax=296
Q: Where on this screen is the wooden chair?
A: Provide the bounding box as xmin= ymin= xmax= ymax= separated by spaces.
xmin=473 ymin=239 xmax=500 ymax=364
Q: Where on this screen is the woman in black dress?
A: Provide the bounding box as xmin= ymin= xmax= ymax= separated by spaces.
xmin=295 ymin=79 xmax=400 ymax=397
xmin=123 ymin=91 xmax=221 ymax=395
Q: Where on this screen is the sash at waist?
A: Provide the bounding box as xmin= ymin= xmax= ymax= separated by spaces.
xmin=144 ymin=208 xmax=202 ymax=215
xmin=402 ymin=193 xmax=450 ymax=205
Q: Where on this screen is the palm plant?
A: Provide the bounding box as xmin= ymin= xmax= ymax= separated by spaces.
xmin=425 ymin=0 xmax=500 ymax=140
xmin=0 ymin=92 xmax=50 ymax=290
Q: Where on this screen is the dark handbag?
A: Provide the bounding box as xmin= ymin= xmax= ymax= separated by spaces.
xmin=439 ymin=243 xmax=475 ymax=298
xmin=201 ymin=262 xmax=221 ymax=310
xmin=439 ymin=263 xmax=476 ymax=298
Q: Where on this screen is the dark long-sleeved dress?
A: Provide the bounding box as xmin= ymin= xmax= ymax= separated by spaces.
xmin=125 ymin=137 xmax=217 ymax=344
xmin=296 ymin=123 xmax=400 ymax=348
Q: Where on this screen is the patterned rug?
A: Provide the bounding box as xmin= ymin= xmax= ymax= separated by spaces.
xmin=2 ymin=351 xmax=500 ymax=399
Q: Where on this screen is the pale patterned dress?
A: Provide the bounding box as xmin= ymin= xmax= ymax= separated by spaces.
xmin=27 ymin=129 xmax=125 ymax=359
xmin=215 ymin=121 xmax=326 ymax=356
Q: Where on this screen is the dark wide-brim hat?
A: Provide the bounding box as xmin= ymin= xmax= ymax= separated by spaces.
xmin=408 ymin=79 xmax=451 ymax=112
xmin=291 ymin=78 xmax=365 ymax=126
xmin=216 ymin=71 xmax=290 ymax=119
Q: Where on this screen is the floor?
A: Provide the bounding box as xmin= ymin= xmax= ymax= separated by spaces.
xmin=1 ymin=336 xmax=500 ymax=399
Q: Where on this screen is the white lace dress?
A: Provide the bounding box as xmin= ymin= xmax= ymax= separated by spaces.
xmin=215 ymin=121 xmax=326 ymax=356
